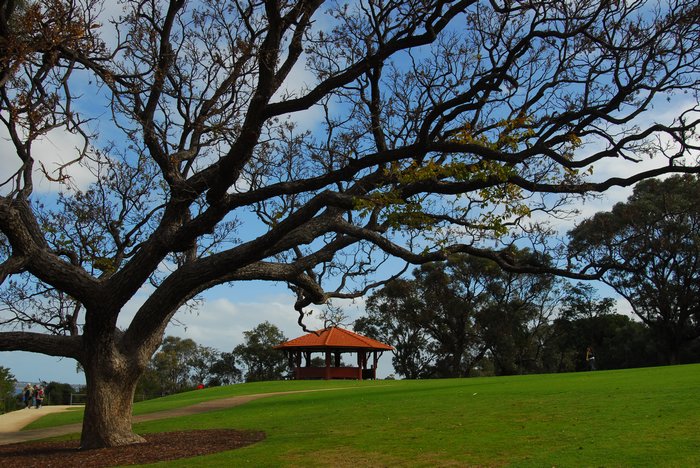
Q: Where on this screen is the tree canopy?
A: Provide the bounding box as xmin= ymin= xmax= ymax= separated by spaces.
xmin=0 ymin=0 xmax=699 ymax=448
xmin=569 ymin=175 xmax=700 ymax=364
xmin=135 ymin=335 xmax=241 ymax=397
xmin=355 ymin=278 xmax=434 ymax=379
xmin=233 ymin=321 xmax=289 ymax=382
xmin=357 ymin=250 xmax=560 ymax=377
xmin=358 ymin=266 xmax=669 ymax=377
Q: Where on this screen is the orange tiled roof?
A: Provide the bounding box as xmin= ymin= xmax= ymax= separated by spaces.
xmin=274 ymin=326 xmax=393 ymax=351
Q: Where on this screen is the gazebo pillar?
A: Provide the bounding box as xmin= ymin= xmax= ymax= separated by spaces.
xmin=360 ymin=350 xmax=367 ymax=377
xmin=372 ymin=351 xmax=379 ymax=379
xmin=356 ymin=351 xmax=363 ymax=380
xmin=324 ymin=351 xmax=331 ymax=380
xmin=294 ymin=351 xmax=302 ymax=379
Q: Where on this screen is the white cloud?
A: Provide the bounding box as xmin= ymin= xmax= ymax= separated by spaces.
xmin=31 ymin=130 xmax=98 ymax=192
xmin=0 ymin=125 xmax=97 ymax=195
xmin=165 ymin=294 xmax=313 ymax=352
xmin=164 ymin=293 xmax=372 ymax=352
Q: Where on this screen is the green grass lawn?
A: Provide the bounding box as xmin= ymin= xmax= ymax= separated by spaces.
xmin=25 ymin=365 xmax=700 ymax=466
xmin=24 ymin=379 xmax=375 ymax=430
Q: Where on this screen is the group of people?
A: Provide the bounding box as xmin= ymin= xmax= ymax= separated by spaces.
xmin=22 ymin=383 xmax=45 ymax=409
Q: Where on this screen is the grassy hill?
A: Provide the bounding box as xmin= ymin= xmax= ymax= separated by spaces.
xmin=26 ymin=365 xmax=700 ymax=466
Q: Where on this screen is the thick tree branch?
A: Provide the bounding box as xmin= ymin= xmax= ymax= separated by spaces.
xmin=0 ymin=331 xmax=83 ymax=361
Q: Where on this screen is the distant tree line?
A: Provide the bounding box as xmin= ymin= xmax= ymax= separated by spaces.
xmin=135 ymin=321 xmax=289 ymax=399
xmin=356 ymin=175 xmax=700 ymax=378
xmin=355 ymin=260 xmax=687 ymax=379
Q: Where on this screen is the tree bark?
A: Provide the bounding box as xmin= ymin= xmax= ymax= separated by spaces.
xmin=79 ymin=347 xmax=145 ymax=448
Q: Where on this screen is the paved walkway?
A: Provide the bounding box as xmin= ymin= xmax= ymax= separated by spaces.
xmin=0 ymin=405 xmax=76 ymax=432
xmin=0 ymin=388 xmax=344 ymax=445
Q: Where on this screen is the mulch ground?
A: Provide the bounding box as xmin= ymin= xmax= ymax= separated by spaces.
xmin=0 ymin=429 xmax=266 ymax=467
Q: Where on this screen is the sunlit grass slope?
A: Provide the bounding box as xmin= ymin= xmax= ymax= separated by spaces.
xmin=33 ymin=365 xmax=700 ymax=466
xmin=24 ymin=379 xmax=375 ymax=430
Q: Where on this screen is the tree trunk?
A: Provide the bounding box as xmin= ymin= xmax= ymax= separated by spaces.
xmin=666 ymin=343 xmax=680 ymax=366
xmin=79 ymin=352 xmax=145 ymax=449
xmin=661 ymin=327 xmax=682 ymax=366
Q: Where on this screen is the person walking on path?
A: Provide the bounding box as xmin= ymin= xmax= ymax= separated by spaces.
xmin=23 ymin=384 xmax=33 ymax=409
xmin=35 ymin=385 xmax=44 ymax=409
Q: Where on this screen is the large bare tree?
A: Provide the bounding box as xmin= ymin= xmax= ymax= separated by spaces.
xmin=1 ymin=0 xmax=699 ymax=448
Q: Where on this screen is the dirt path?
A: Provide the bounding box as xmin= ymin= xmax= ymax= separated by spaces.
xmin=0 ymin=405 xmax=76 ymax=433
xmin=0 ymin=387 xmax=347 ymax=446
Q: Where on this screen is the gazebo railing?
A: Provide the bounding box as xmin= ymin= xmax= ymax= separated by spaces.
xmin=295 ymin=365 xmax=367 ymax=380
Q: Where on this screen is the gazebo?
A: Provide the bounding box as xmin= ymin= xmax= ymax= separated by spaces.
xmin=274 ymin=326 xmax=393 ymax=380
